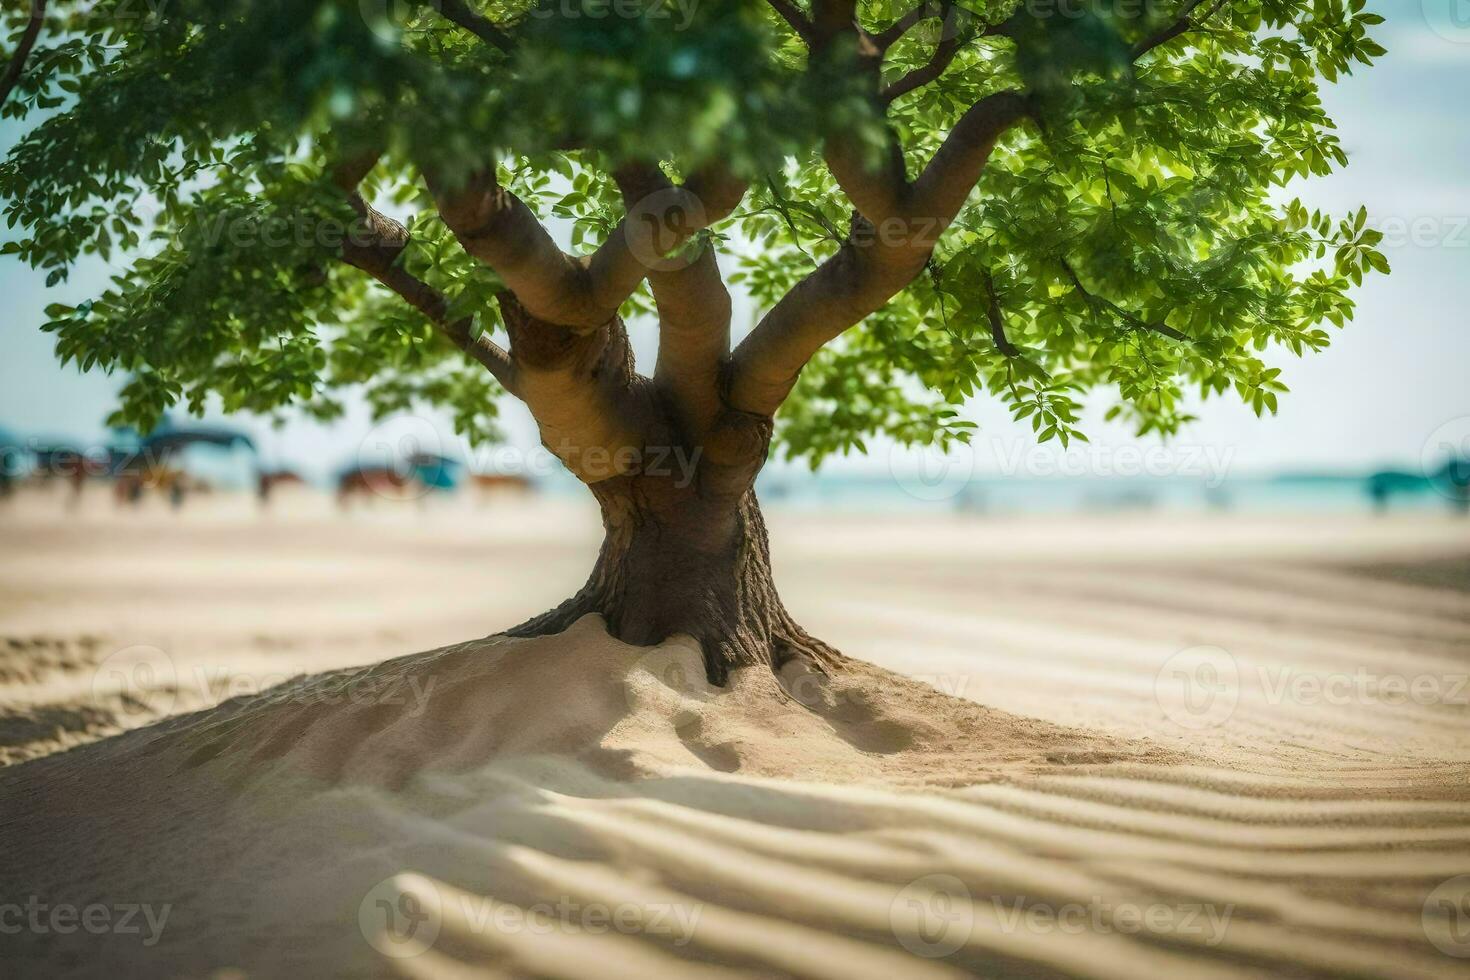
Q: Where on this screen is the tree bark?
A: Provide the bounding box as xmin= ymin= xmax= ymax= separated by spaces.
xmin=508 ymin=467 xmax=842 ymax=686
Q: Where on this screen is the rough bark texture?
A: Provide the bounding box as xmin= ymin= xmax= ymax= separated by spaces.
xmin=508 ymin=444 xmax=842 ymax=686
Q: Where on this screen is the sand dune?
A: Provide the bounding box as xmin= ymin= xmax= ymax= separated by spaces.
xmin=1 ymin=494 xmax=1468 ymax=977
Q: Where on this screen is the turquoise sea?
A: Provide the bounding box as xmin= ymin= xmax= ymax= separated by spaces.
xmin=754 ymin=472 xmax=1466 ymax=516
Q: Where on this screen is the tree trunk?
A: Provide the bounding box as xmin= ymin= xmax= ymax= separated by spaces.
xmin=509 ymin=476 xmax=841 ymax=685
xmin=490 ymin=294 xmax=840 ymax=684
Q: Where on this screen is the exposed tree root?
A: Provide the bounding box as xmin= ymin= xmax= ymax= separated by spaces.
xmin=508 ymin=484 xmax=845 ymax=685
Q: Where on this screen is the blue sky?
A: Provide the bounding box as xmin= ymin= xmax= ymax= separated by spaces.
xmin=1 ymin=1 xmax=1466 ymax=480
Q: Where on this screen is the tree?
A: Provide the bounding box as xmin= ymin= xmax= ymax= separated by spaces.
xmin=2 ymin=0 xmax=1387 ymax=682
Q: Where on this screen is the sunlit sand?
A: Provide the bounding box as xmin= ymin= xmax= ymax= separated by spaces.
xmin=2 ymin=492 xmax=1468 ymax=977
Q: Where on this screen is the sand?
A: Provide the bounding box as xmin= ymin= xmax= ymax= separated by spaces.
xmin=1 ymin=487 xmax=1468 ymax=978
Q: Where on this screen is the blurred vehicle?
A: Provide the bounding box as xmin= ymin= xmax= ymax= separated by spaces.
xmin=335 ymin=465 xmax=421 ymax=507
xmin=407 ymin=453 xmax=463 ymax=493
xmin=469 ymin=472 xmax=535 ymax=505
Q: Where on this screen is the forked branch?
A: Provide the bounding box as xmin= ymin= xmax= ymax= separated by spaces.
xmin=329 ymin=156 xmax=519 ymax=393
xmin=729 ymin=90 xmax=1029 ymax=416
xmin=734 ymin=0 xmax=1222 ymax=417
xmin=613 ymin=163 xmax=736 ymax=432
xmin=428 ymin=159 xmax=744 ymax=332
xmin=495 ymin=293 xmax=657 ymax=485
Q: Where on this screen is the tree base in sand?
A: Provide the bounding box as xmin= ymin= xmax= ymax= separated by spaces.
xmin=0 ymin=616 xmax=1171 ymax=978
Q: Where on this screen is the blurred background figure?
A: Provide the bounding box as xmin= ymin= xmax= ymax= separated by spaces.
xmin=0 ymin=426 xmax=26 ymax=501
xmin=1368 ymin=452 xmax=1470 ymax=515
xmin=255 ymin=468 xmax=306 ymax=508
xmin=113 ymin=420 xmax=255 ymax=510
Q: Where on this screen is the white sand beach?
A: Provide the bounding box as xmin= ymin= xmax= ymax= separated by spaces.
xmin=1 ymin=490 xmax=1468 ymax=978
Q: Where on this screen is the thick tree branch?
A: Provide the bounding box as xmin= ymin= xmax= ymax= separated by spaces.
xmin=811 ymin=0 xmax=858 ymax=37
xmin=496 ymin=293 xmax=657 ymax=485
xmin=822 ymin=133 xmax=911 ymax=227
xmin=730 ymin=90 xmax=1028 ymax=415
xmin=0 ymin=0 xmax=46 ymax=109
xmin=427 ymin=161 xmax=744 ymax=332
xmin=611 ymin=163 xmax=737 ymax=434
xmin=650 ymin=247 xmax=730 ymax=434
xmin=733 ymin=0 xmax=1214 ymax=417
xmin=735 ymin=0 xmax=1032 ymax=417
xmin=424 ymin=165 xmax=606 ymax=329
xmin=911 ymin=89 xmax=1028 ymax=223
xmin=820 ymin=8 xmax=1023 ymax=225
xmin=330 ymin=157 xmax=519 ymax=394
xmin=600 ymin=162 xmax=747 ymax=309
xmin=727 ymin=213 xmax=931 ymax=416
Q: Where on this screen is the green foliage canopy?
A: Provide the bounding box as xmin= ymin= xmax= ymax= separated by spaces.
xmin=0 ymin=0 xmax=1387 ymax=460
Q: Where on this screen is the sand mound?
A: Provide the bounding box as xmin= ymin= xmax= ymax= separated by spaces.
xmin=0 ymin=615 xmax=1173 ymax=979
xmin=3 ymin=614 xmax=1464 ymax=979
xmin=4 ymin=504 xmax=1469 ymax=979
